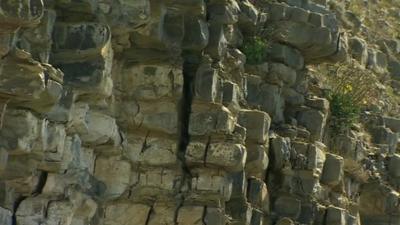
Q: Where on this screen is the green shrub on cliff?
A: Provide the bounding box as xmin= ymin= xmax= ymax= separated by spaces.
xmin=240 ymin=36 xmax=268 ymax=65
xmin=326 ymin=62 xmax=381 ymax=133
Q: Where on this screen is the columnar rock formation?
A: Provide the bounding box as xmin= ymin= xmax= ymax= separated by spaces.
xmin=1 ymin=1 xmax=400 ymax=225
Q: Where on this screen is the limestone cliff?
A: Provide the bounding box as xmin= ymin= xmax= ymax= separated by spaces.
xmin=1 ymin=0 xmax=400 ymax=225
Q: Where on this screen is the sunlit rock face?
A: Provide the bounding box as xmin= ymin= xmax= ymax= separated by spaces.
xmin=1 ymin=0 xmax=400 ymax=225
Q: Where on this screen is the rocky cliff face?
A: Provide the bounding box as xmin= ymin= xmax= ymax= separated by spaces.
xmin=1 ymin=0 xmax=400 ymax=225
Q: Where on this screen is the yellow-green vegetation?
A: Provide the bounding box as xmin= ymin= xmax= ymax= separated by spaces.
xmin=240 ymin=36 xmax=268 ymax=65
xmin=337 ymin=0 xmax=400 ymax=39
xmin=324 ymin=62 xmax=381 ymax=133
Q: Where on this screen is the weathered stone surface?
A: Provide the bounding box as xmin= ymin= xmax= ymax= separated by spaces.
xmin=349 ymin=37 xmax=368 ymax=66
xmin=326 ymin=206 xmax=347 ymax=225
xmin=297 ymin=107 xmax=327 ymax=141
xmin=1 ymin=1 xmax=399 ymax=225
xmin=0 ymin=206 xmax=12 ymax=225
xmin=103 ymin=202 xmax=151 ymax=225
xmin=238 ymin=110 xmax=271 ymax=144
xmin=0 ymin=109 xmax=40 ymax=154
xmin=321 ymin=153 xmax=344 ymax=186
xmin=94 ymin=156 xmax=131 ymax=198
xmin=274 ymin=196 xmax=301 ymax=219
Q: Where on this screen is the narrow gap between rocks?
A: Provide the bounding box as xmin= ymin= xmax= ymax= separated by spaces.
xmin=175 ymin=51 xmax=201 ymax=224
xmin=11 ymin=196 xmax=27 ymax=225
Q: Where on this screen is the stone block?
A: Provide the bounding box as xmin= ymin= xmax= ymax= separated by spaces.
xmin=0 ymin=148 xmax=8 ymax=172
xmin=270 ymin=136 xmax=291 ymax=171
xmin=52 ymin=23 xmax=110 ymax=53
xmin=124 ymin=135 xmax=177 ymax=166
xmin=306 ymin=144 xmax=326 ymax=174
xmin=260 ymin=83 xmax=284 ymax=122
xmin=147 ymin=203 xmax=175 ymax=225
xmin=207 ymin=1 xmax=240 ymax=24
xmin=16 ymin=196 xmax=49 ymax=225
xmin=189 ymin=105 xmax=235 ymax=136
xmin=45 ymin=200 xmax=75 ymax=225
xmin=238 ymin=0 xmax=259 ymax=34
xmin=371 ymin=126 xmax=398 ymax=154
xmin=229 ymin=171 xmax=247 ymax=198
xmin=104 ymin=202 xmax=151 ymax=225
xmin=321 ymin=153 xmax=344 ymax=186
xmin=384 ymin=116 xmax=400 ymax=133
xmin=56 ymin=54 xmax=113 ymax=97
xmin=222 ymin=81 xmax=240 ymax=106
xmin=133 ymin=168 xmax=182 ymax=194
xmin=268 ymin=3 xmax=287 ymax=21
xmin=349 ymin=37 xmax=368 ymax=66
xmin=94 ymin=157 xmax=131 ymax=198
xmin=292 ymin=170 xmax=319 ymax=196
xmin=177 ymin=205 xmax=204 ymax=225
xmin=268 ymin=43 xmax=304 ymax=70
xmin=226 ymin=201 xmax=252 ymax=225
xmin=0 ymin=0 xmax=44 ymax=31
xmin=194 ymin=66 xmax=222 ymax=103
xmin=238 ymin=110 xmax=271 ymax=144
xmin=245 ymin=145 xmax=269 ymax=178
xmin=204 ymin=207 xmax=226 ymax=225
xmin=182 ymin=18 xmax=209 ymax=50
xmin=389 ymin=154 xmax=400 ymax=177
xmin=250 ymin=208 xmax=263 ymax=225
xmin=205 ymin=23 xmax=228 ymax=59
xmin=80 ymin=111 xmax=120 ymax=146
xmin=283 ymin=87 xmax=305 ymax=106
xmin=206 ymin=143 xmax=247 ymax=171
xmin=305 ymin=97 xmax=329 ymax=112
xmin=185 ymin=141 xmax=207 ymax=166
xmin=367 ymin=49 xmax=388 ymax=74
xmin=308 ymin=12 xmax=324 ymax=27
xmin=268 ymin=63 xmax=297 ymax=86
xmin=297 ymin=107 xmax=327 ymax=141
xmin=0 ymin=109 xmax=40 ymax=155
xmin=132 ymin=101 xmax=179 ymax=135
xmin=247 ymin=178 xmax=269 ymax=212
xmin=276 ymin=217 xmax=295 ymax=225
xmin=191 ymin=169 xmax=232 ymax=201
xmin=388 ymin=58 xmax=400 ymax=79
xmin=0 ymin=207 xmax=11 ymax=225
xmin=287 ymin=7 xmax=309 ymax=23
xmin=274 ymin=196 xmax=301 ymax=219
xmin=326 ymin=206 xmax=347 ymax=225
xmin=121 ymin=64 xmax=183 ymax=100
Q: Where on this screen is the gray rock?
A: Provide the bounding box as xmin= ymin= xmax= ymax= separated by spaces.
xmin=349 ymin=37 xmax=368 ymax=66
xmin=384 ymin=116 xmax=400 ymax=133
xmin=247 ymin=178 xmax=269 ymax=212
xmin=245 ymin=144 xmax=269 ymax=179
xmin=268 ymin=43 xmax=304 ymax=70
xmin=195 ymin=65 xmax=222 ymax=103
xmin=274 ymin=196 xmax=301 ymax=219
xmin=297 ymin=107 xmax=327 ymax=141
xmin=206 ymin=142 xmax=247 ymax=171
xmin=326 ymin=206 xmax=347 ymax=225
xmin=238 ymin=110 xmax=271 ymax=144
xmin=388 ymin=154 xmax=400 ymax=178
xmin=103 ymin=202 xmax=151 ymax=225
xmin=268 ymin=63 xmax=297 ymax=86
xmin=182 ymin=18 xmax=209 ymax=51
xmin=367 ymin=49 xmax=388 ymax=74
xmin=94 ymin=156 xmax=131 ymax=198
xmin=0 ymin=207 xmax=12 ymax=225
xmin=321 ymin=153 xmax=344 ymax=186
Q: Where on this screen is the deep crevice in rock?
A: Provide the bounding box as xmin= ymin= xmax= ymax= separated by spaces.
xmin=11 ymin=196 xmax=27 ymax=225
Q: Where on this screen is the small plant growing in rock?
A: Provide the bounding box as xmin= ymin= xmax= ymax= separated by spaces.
xmin=326 ymin=62 xmax=381 ymax=133
xmin=240 ymin=36 xmax=268 ymax=65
